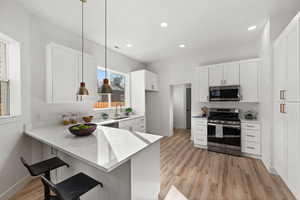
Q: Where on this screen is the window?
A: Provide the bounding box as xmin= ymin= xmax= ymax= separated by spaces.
xmin=0 ymin=41 xmax=9 ymax=116
xmin=0 ymin=32 xmax=21 ymax=118
xmin=94 ymin=67 xmax=129 ymax=109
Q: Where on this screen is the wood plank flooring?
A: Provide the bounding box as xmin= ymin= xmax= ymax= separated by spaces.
xmin=10 ymin=129 xmax=295 ymax=200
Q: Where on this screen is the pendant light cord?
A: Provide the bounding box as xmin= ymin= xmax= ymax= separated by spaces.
xmin=81 ymin=0 xmax=84 ymax=82
xmin=105 ymin=0 xmax=107 ymax=79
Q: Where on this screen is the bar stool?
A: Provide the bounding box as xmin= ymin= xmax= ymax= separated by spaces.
xmin=20 ymin=157 xmax=69 ymax=200
xmin=40 ymin=172 xmax=103 ymax=200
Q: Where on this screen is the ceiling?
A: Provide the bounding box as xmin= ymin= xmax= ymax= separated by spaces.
xmin=16 ymin=0 xmax=300 ymax=64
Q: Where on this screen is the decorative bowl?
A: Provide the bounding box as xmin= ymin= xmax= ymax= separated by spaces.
xmin=68 ymin=123 xmax=97 ymax=137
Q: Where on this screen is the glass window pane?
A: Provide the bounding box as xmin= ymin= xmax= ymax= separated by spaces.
xmin=0 ymin=81 xmax=9 ymax=116
xmin=0 ymin=41 xmax=7 ymax=81
xmin=110 ymin=72 xmax=125 ymax=107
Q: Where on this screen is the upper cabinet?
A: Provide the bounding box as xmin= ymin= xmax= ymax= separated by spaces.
xmin=145 ymin=70 xmax=159 ymax=91
xmin=198 ymin=67 xmax=209 ymax=102
xmin=274 ymin=18 xmax=300 ymax=103
xmin=46 ymin=43 xmax=97 ymax=104
xmin=209 ymin=63 xmax=239 ymax=86
xmin=209 ymin=64 xmax=224 ymax=86
xmin=199 ymin=59 xmax=260 ymax=103
xmin=240 ymin=61 xmax=260 ymax=102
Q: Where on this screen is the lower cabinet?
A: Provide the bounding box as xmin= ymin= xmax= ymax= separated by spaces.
xmin=192 ymin=118 xmax=207 ymax=148
xmin=241 ymin=122 xmax=261 ymax=156
xmin=119 ymin=117 xmax=145 ymax=132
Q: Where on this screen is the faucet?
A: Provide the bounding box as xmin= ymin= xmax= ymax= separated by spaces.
xmin=114 ymin=104 xmax=120 ymax=117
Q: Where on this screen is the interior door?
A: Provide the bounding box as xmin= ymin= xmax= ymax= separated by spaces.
xmin=186 ymin=87 xmax=191 ymax=130
xmin=209 ymin=65 xmax=223 ymax=86
xmin=223 ymin=63 xmax=239 ymax=85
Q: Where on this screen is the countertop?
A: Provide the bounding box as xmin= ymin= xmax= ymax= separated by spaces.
xmin=24 ymin=125 xmax=163 ymax=173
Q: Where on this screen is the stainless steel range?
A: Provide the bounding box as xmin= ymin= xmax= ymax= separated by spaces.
xmin=207 ymin=108 xmax=241 ymax=156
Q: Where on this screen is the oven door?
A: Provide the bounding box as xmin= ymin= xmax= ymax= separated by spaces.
xmin=207 ymin=123 xmax=241 ymax=155
xmin=209 ymin=86 xmax=240 ymax=101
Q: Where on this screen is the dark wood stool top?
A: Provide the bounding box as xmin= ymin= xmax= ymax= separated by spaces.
xmin=41 ymin=172 xmax=103 ymax=200
xmin=21 ymin=157 xmax=69 ymax=176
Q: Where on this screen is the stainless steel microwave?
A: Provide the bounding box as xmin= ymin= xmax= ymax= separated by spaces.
xmin=209 ymin=85 xmax=240 ymax=101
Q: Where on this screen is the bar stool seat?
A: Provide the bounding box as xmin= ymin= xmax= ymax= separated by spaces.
xmin=21 ymin=156 xmax=69 ymax=200
xmin=24 ymin=157 xmax=69 ymax=176
xmin=41 ymin=172 xmax=103 ymax=200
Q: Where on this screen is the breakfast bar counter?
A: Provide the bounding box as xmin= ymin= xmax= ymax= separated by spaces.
xmin=25 ymin=125 xmax=163 ymax=200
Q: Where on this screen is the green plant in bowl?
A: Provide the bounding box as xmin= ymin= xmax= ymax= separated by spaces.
xmin=125 ymin=107 xmax=133 ymax=116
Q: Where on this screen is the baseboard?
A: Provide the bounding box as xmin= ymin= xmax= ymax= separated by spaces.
xmin=0 ymin=175 xmax=32 ymax=200
xmin=269 ymin=167 xmax=278 ymax=175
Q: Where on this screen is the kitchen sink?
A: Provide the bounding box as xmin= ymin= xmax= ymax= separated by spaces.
xmin=112 ymin=116 xmax=129 ymax=120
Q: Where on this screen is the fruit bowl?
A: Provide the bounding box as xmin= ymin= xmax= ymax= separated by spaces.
xmin=68 ymin=123 xmax=97 ymax=137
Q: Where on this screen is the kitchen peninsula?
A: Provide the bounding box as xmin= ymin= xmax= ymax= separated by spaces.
xmin=25 ymin=125 xmax=163 ymax=200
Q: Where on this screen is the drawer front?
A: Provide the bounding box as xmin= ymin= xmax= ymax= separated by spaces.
xmin=192 ymin=119 xmax=207 ymax=126
xmin=242 ymin=123 xmax=260 ymax=130
xmin=242 ymin=141 xmax=261 ymax=155
xmin=242 ymin=130 xmax=260 ymax=143
xmin=194 ymin=135 xmax=207 ymax=146
xmin=192 ymin=126 xmax=207 ymax=137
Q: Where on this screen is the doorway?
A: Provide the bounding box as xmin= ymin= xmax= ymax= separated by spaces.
xmin=171 ymin=83 xmax=192 ymax=132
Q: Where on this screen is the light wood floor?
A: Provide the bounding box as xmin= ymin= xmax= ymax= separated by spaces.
xmin=10 ymin=129 xmax=295 ymax=200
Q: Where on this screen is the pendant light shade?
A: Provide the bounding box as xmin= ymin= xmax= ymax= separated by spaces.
xmin=78 ymin=82 xmax=89 ymax=95
xmin=100 ymin=0 xmax=112 ymax=94
xmin=77 ymin=0 xmax=89 ymax=97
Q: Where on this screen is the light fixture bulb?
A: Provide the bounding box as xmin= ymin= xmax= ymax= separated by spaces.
xmin=179 ymin=44 xmax=186 ymax=48
xmin=160 ymin=22 xmax=168 ymax=28
xmin=126 ymin=44 xmax=133 ymax=47
xmin=248 ymin=26 xmax=257 ymax=31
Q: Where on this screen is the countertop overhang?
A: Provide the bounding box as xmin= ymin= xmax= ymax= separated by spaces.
xmin=25 ymin=124 xmax=163 ymax=173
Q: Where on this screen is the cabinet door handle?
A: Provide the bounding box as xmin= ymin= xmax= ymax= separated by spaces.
xmin=246 ymin=146 xmax=255 ymax=150
xmin=207 ymin=96 xmax=210 ymax=101
xmin=282 ymin=104 xmax=286 ymax=114
xmin=280 ymin=90 xmax=286 ymax=100
xmin=246 ymin=135 xmax=255 ymax=138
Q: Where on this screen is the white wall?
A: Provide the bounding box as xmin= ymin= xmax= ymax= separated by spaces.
xmin=172 ymin=84 xmax=187 ymax=129
xmin=0 ymin=0 xmax=32 ymax=198
xmin=30 ymin=16 xmax=146 ymax=128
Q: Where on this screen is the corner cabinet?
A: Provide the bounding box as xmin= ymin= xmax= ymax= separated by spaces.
xmin=46 ymin=43 xmax=97 ymax=104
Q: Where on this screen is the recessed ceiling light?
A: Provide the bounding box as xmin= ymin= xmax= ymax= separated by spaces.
xmin=179 ymin=44 xmax=186 ymax=48
xmin=126 ymin=44 xmax=133 ymax=47
xmin=160 ymin=22 xmax=168 ymax=28
xmin=248 ymin=26 xmax=257 ymax=31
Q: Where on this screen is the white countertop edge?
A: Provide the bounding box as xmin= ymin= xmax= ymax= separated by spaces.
xmin=24 ymin=127 xmax=163 ymax=173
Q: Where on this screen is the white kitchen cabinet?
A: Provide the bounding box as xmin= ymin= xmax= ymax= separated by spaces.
xmin=209 ymin=65 xmax=223 ymax=86
xmin=198 ymin=66 xmax=209 ymax=102
xmin=145 ymin=70 xmax=158 ymax=91
xmin=46 ymin=43 xmax=97 ymax=104
xmin=192 ymin=118 xmax=207 ymax=148
xmin=47 ymin=44 xmax=79 ymax=103
xmin=209 ymin=63 xmax=239 ymax=86
xmin=223 ymin=63 xmax=240 ymax=85
xmin=273 ymin=13 xmax=300 ymax=199
xmin=286 ymin=103 xmax=300 ymax=197
xmin=239 ymin=61 xmax=260 ymax=102
xmin=241 ymin=122 xmax=261 ymax=156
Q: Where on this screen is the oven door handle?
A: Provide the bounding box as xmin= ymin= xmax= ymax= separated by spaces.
xmin=207 ymin=123 xmax=241 ymax=129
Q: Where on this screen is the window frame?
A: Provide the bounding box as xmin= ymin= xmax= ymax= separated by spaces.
xmin=95 ymin=66 xmax=130 ymax=110
xmin=0 ymin=32 xmax=21 ymax=120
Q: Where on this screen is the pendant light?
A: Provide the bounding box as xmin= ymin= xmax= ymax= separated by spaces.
xmin=100 ymin=0 xmax=112 ymax=94
xmin=77 ymin=0 xmax=89 ymax=97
